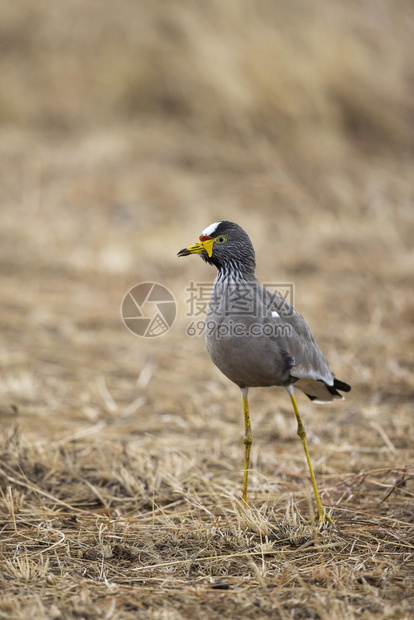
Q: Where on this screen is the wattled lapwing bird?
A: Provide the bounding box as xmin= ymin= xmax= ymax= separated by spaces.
xmin=178 ymin=221 xmax=350 ymax=523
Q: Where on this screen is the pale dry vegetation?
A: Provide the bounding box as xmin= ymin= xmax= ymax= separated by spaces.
xmin=0 ymin=1 xmax=413 ymax=618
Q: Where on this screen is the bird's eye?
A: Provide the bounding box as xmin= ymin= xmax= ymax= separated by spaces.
xmin=215 ymin=236 xmax=227 ymax=245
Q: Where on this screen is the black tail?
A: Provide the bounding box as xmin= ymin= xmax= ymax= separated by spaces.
xmin=295 ymin=377 xmax=351 ymax=402
xmin=333 ymin=378 xmax=351 ymax=393
xmin=317 ymin=378 xmax=351 ymax=400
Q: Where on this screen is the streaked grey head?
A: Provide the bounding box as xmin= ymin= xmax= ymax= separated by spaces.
xmin=200 ymin=221 xmax=256 ymax=275
xmin=177 ymin=221 xmax=256 ymax=279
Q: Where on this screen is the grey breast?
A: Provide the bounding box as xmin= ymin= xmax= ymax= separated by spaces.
xmin=205 ymin=279 xmax=334 ymax=390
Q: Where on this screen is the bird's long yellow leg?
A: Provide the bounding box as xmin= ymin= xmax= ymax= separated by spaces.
xmin=240 ymin=387 xmax=252 ymax=504
xmin=287 ymin=386 xmax=333 ymax=525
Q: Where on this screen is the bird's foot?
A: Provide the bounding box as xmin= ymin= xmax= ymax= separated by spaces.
xmin=316 ymin=507 xmax=334 ymax=527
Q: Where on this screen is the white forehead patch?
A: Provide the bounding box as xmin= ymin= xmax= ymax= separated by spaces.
xmin=200 ymin=222 xmax=221 ymax=237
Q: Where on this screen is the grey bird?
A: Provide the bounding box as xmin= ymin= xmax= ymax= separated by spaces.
xmin=178 ymin=221 xmax=350 ymax=523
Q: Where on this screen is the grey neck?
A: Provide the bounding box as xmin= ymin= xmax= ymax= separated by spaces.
xmin=215 ymin=260 xmax=257 ymax=284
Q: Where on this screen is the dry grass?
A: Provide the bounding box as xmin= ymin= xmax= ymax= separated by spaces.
xmin=1 ymin=1 xmax=414 ymax=618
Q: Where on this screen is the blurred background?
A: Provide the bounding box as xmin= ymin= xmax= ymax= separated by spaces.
xmin=0 ymin=0 xmax=413 ymax=446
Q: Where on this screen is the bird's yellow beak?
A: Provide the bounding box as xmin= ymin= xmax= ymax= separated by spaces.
xmin=177 ymin=237 xmax=215 ymax=258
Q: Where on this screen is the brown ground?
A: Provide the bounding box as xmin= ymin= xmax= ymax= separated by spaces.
xmin=1 ymin=2 xmax=414 ymax=618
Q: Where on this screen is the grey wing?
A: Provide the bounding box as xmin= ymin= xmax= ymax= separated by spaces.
xmin=261 ymin=288 xmax=335 ymax=386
